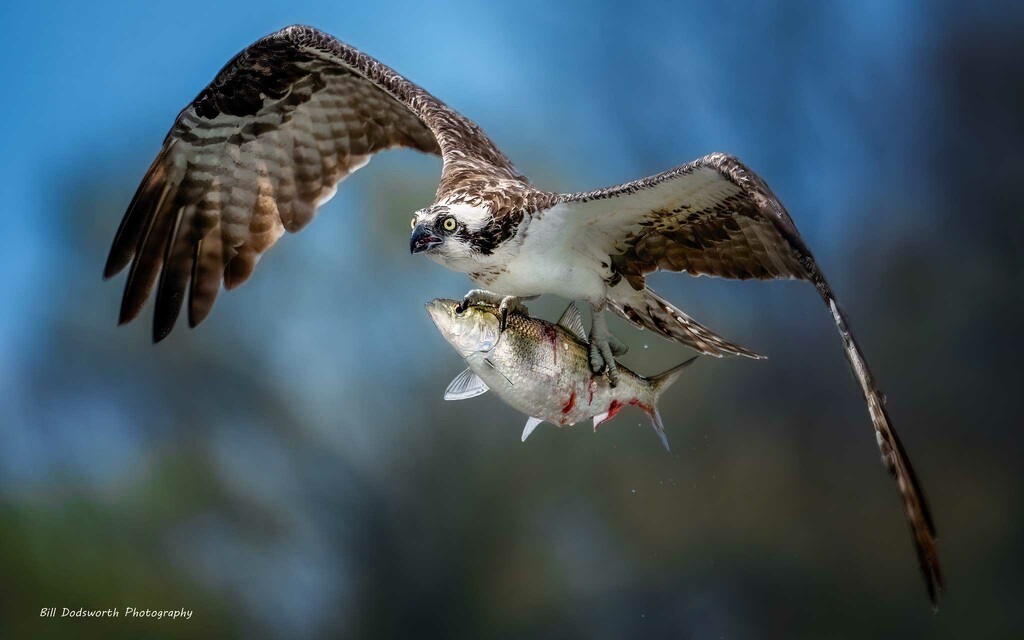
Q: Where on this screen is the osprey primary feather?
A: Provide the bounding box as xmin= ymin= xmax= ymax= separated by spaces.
xmin=103 ymin=25 xmax=942 ymax=607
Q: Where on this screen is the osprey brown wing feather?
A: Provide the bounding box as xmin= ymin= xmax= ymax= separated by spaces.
xmin=104 ymin=25 xmax=528 ymax=341
xmin=559 ymin=152 xmax=943 ymax=607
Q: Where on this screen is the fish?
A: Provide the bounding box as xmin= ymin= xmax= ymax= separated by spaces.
xmin=425 ymin=298 xmax=697 ymax=450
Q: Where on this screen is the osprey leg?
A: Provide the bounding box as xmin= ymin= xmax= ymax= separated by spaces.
xmin=459 ymin=289 xmax=529 ymax=331
xmin=588 ymin=302 xmax=621 ymax=386
xmin=458 ymin=289 xmax=505 ymax=310
xmin=606 ymin=330 xmax=629 ymax=356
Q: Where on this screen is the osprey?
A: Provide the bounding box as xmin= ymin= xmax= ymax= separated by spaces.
xmin=104 ymin=26 xmax=942 ymax=605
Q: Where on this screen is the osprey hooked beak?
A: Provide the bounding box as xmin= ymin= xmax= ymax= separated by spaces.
xmin=410 ymin=224 xmax=442 ymax=254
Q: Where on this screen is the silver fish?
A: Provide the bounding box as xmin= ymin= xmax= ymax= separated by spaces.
xmin=426 ymin=299 xmax=696 ymax=450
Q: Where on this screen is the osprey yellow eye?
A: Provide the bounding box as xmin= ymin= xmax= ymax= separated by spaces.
xmin=411 ymin=216 xmax=417 ymax=229
xmin=442 ymin=217 xmax=457 ymax=232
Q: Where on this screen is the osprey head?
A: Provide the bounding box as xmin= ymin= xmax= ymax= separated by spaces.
xmin=409 ymin=203 xmax=493 ymax=264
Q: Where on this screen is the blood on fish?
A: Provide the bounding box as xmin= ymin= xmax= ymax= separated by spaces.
xmin=593 ymin=399 xmax=623 ymax=432
xmin=606 ymin=399 xmax=623 ymax=421
xmin=562 ymin=391 xmax=577 ymax=414
xmin=628 ymin=398 xmax=653 ymax=413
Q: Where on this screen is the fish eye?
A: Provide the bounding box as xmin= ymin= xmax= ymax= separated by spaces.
xmin=410 ymin=216 xmax=417 ymax=230
xmin=442 ymin=216 xmax=457 ymax=232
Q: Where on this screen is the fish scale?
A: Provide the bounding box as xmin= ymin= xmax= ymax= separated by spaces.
xmin=497 ymin=312 xmax=646 ymax=425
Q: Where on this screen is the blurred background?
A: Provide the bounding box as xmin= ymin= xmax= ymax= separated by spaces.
xmin=2 ymin=1 xmax=1022 ymax=638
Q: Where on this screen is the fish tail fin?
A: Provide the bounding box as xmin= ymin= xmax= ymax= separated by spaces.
xmin=644 ymin=406 xmax=671 ymax=452
xmin=640 ymin=356 xmax=699 ymax=452
xmin=650 ymin=355 xmax=699 ymax=399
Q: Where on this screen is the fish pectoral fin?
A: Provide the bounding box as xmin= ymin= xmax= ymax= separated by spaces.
xmin=593 ymin=412 xmax=611 ymax=431
xmin=482 ymin=357 xmax=513 ymax=386
xmin=444 ymin=368 xmax=489 ymax=401
xmin=522 ymin=417 xmax=544 ymax=442
xmin=556 ymin=302 xmax=588 ymax=342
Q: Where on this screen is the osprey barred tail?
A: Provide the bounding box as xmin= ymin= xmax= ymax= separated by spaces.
xmin=103 ymin=25 xmax=942 ymax=607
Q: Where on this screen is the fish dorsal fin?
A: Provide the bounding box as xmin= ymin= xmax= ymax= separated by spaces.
xmin=556 ymin=303 xmax=587 ymax=342
xmin=444 ymin=368 xmax=489 ymax=401
xmin=522 ymin=417 xmax=544 ymax=442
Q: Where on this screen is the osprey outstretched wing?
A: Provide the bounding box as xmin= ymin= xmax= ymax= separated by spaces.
xmin=551 ymin=152 xmax=944 ymax=606
xmin=105 ymin=26 xmax=942 ymax=608
xmin=104 ymin=25 xmax=539 ymax=341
